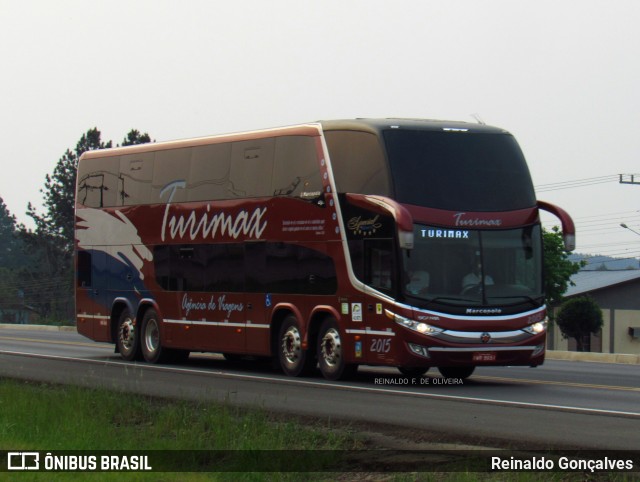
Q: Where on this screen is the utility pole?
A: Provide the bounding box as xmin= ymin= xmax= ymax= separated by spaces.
xmin=619 ymin=174 xmax=640 ymax=185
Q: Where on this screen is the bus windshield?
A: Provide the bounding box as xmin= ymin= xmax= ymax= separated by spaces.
xmin=384 ymin=129 xmax=536 ymax=211
xmin=403 ymin=224 xmax=543 ymax=308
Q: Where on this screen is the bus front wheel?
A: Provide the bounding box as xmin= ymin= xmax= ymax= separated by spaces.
xmin=278 ymin=315 xmax=313 ymax=377
xmin=398 ymin=366 xmax=429 ymax=377
xmin=317 ymin=318 xmax=357 ymax=381
xmin=438 ymin=366 xmax=475 ymax=379
xmin=140 ymin=308 xmax=169 ymax=364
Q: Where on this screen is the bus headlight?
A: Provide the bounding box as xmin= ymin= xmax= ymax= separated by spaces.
xmin=523 ymin=320 xmax=547 ymax=335
xmin=385 ymin=309 xmax=443 ymax=335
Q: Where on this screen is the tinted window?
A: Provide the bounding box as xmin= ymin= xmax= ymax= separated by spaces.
xmin=77 ymin=251 xmax=92 ymax=287
xmin=188 ymin=143 xmax=233 ymax=201
xmin=366 ymin=239 xmax=395 ymax=294
xmin=324 ymin=131 xmax=390 ymax=195
xmin=204 ymin=244 xmax=244 ymax=291
xmin=154 ymin=242 xmax=335 ymax=294
xmin=347 ymin=239 xmax=396 ymax=295
xmin=154 ymin=245 xmax=205 ymax=291
xmin=78 ymin=135 xmax=324 ymax=207
xmin=119 ymin=153 xmax=154 ymax=205
xmin=153 ymin=148 xmax=190 ymax=204
xmin=246 ymin=242 xmax=337 ymax=294
xmin=229 ymin=139 xmax=275 ymax=198
xmin=76 ymin=157 xmax=120 ymax=208
xmin=384 ymin=130 xmax=536 ymax=211
xmin=272 ymin=136 xmax=323 ymax=199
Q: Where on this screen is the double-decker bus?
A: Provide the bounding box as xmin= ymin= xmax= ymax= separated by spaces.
xmin=75 ymin=118 xmax=575 ymax=380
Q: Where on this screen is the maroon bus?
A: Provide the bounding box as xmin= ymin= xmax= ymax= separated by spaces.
xmin=75 ymin=119 xmax=575 ymax=380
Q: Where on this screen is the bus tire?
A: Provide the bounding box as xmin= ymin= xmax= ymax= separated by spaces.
xmin=278 ymin=315 xmax=313 ymax=377
xmin=438 ymin=366 xmax=475 ymax=379
xmin=115 ymin=309 xmax=140 ymax=361
xmin=140 ymin=308 xmax=169 ymax=364
xmin=317 ymin=318 xmax=357 ymax=380
xmin=398 ymin=366 xmax=429 ymax=377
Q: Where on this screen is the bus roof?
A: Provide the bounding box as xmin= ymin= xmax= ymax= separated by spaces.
xmin=319 ymin=118 xmax=509 ymax=135
xmin=79 ymin=118 xmax=508 ymax=160
xmin=79 ymin=123 xmax=323 ymax=160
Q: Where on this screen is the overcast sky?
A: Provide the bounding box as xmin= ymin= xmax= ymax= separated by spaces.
xmin=1 ymin=0 xmax=639 ymax=261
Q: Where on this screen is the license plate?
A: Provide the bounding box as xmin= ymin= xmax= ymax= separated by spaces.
xmin=473 ymin=352 xmax=496 ymax=362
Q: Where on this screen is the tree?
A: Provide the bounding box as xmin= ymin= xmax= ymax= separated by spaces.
xmin=543 ymin=226 xmax=584 ymax=313
xmin=121 ymin=129 xmax=152 ymax=146
xmin=556 ymin=296 xmax=604 ymax=352
xmin=0 ymin=197 xmax=20 ymax=270
xmin=0 ymin=200 xmax=23 ymax=320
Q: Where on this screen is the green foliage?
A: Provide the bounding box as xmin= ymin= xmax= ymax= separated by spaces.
xmin=121 ymin=129 xmax=152 ymax=146
xmin=0 ymin=379 xmax=355 ymax=478
xmin=0 ymin=267 xmax=20 ymax=318
xmin=0 ymin=197 xmax=22 ymax=270
xmin=542 ymin=226 xmax=584 ymax=313
xmin=556 ymin=296 xmax=604 ymax=352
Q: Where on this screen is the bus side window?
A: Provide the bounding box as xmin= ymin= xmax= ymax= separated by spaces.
xmin=245 ymin=242 xmax=337 ymax=295
xmin=77 ymin=251 xmax=92 ymax=287
xmin=189 ymin=143 xmax=233 ymax=201
xmin=204 ymin=244 xmax=244 ymax=292
xmin=119 ymin=153 xmax=154 ymax=205
xmin=229 ymin=139 xmax=275 ymax=198
xmin=76 ymin=157 xmax=120 ymax=208
xmin=272 ymin=136 xmax=323 ymax=199
xmin=323 ymin=130 xmax=390 ymax=196
xmin=365 ymin=239 xmax=395 ymax=294
xmin=153 ymin=148 xmax=190 ymax=203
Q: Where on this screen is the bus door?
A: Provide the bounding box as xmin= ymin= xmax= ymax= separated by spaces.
xmin=363 ymin=238 xmax=398 ymax=364
xmin=342 ymin=197 xmax=398 ymax=363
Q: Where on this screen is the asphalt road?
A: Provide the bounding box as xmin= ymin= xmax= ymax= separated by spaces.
xmin=1 ymin=326 xmax=639 ymax=451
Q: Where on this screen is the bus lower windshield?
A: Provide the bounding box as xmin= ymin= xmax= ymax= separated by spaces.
xmin=403 ymin=224 xmax=543 ymax=308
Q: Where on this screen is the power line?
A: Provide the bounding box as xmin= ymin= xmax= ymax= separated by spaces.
xmin=535 ymin=175 xmax=619 ymax=192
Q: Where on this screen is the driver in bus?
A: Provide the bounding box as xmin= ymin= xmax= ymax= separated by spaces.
xmin=406 ymin=270 xmax=430 ymax=295
xmin=462 ymin=262 xmax=494 ymax=290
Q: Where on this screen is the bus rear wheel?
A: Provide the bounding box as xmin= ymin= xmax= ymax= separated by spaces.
xmin=140 ymin=308 xmax=170 ymax=364
xmin=115 ymin=309 xmax=140 ymax=361
xmin=278 ymin=315 xmax=313 ymax=377
xmin=438 ymin=366 xmax=475 ymax=379
xmin=317 ymin=318 xmax=357 ymax=381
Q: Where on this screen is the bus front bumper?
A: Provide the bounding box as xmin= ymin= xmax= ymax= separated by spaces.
xmin=405 ymin=341 xmax=545 ymax=367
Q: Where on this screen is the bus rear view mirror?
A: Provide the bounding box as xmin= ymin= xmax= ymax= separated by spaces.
xmin=537 ymin=200 xmax=576 ymax=252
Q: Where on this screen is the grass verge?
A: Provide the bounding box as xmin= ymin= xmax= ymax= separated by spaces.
xmin=0 ymin=378 xmax=635 ymax=481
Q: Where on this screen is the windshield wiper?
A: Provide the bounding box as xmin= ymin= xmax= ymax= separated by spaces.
xmin=419 ymin=296 xmax=481 ymax=308
xmin=488 ymin=295 xmax=542 ymax=307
